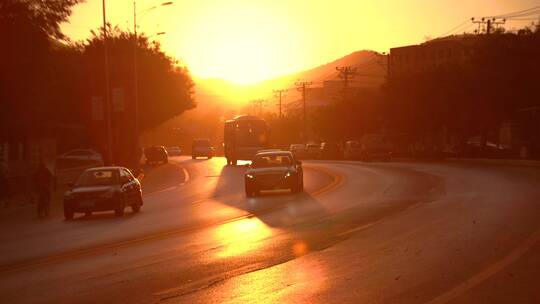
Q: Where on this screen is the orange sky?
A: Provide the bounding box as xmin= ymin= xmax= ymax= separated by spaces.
xmin=62 ymin=0 xmax=539 ymax=84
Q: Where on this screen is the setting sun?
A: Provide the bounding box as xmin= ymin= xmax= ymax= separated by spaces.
xmin=178 ymin=4 xmax=301 ymax=84
xmin=61 ymin=0 xmax=536 ymax=84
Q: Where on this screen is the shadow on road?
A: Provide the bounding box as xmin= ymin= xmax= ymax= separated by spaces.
xmin=211 ymin=164 xmax=330 ymax=228
xmin=67 ymin=210 xmax=141 ymax=222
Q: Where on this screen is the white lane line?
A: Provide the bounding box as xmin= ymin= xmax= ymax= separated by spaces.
xmin=337 ymin=221 xmax=379 ymax=238
xmin=146 ymin=186 xmax=178 ymax=196
xmin=426 ymin=227 xmax=540 ymax=304
xmin=182 ymin=166 xmax=190 ymax=183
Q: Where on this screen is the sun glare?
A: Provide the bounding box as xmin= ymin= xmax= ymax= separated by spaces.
xmin=179 ymin=3 xmax=302 ymax=84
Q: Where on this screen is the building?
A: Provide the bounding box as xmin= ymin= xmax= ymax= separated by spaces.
xmin=389 ymin=35 xmax=477 ymax=78
xmin=305 ymin=80 xmax=379 ymax=107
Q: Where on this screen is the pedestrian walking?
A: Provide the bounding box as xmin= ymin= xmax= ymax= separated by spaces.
xmin=34 ymin=162 xmax=53 ymax=218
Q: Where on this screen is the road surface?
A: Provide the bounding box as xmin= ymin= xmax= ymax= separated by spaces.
xmin=1 ymin=157 xmax=539 ymax=304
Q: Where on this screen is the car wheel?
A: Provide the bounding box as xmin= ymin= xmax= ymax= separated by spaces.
xmin=192 ymin=155 xmax=196 ymax=159
xmin=131 ymin=204 xmax=141 ymax=213
xmin=132 ymin=195 xmax=143 ymax=213
xmin=115 ymin=207 xmax=125 ymax=217
xmin=64 ymin=208 xmax=74 ymax=220
xmin=232 ymin=159 xmax=237 ymax=166
xmin=115 ymin=198 xmax=126 ymax=217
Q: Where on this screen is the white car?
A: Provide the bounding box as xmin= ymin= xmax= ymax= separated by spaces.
xmin=165 ymin=146 xmax=182 ymax=156
xmin=344 ymin=140 xmax=362 ymax=160
xmin=192 ymin=139 xmax=214 ymax=159
xmin=289 ymin=144 xmax=306 ymax=158
xmin=305 ymin=143 xmax=321 ymax=159
xmin=59 ymin=149 xmax=103 ymax=162
xmin=56 ymin=149 xmax=104 ymax=171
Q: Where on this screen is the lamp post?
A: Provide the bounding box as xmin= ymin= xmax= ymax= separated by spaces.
xmin=102 ymin=0 xmax=113 ymax=165
xmin=133 ymin=1 xmax=172 ymax=170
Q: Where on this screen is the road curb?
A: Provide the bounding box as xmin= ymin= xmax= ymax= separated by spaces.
xmin=389 ymin=157 xmax=540 ymax=168
xmin=445 ymin=158 xmax=540 ymax=167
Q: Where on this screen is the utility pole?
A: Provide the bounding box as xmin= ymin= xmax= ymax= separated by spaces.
xmin=295 ymin=81 xmax=312 ymax=141
xmin=250 ymin=99 xmax=265 ymax=116
xmin=336 ymin=66 xmax=357 ymax=101
xmin=102 ymin=0 xmax=113 ymax=165
xmin=133 ymin=0 xmax=139 ymax=170
xmin=471 ymin=17 xmax=506 ymax=35
xmin=273 ymin=89 xmax=286 ymax=119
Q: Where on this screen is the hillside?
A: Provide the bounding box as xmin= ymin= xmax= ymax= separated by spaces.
xmin=194 ymin=50 xmax=387 ymax=110
xmin=140 ymin=50 xmax=387 ymax=146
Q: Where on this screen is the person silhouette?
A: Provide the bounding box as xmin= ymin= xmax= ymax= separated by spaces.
xmin=34 ymin=162 xmax=53 ymax=218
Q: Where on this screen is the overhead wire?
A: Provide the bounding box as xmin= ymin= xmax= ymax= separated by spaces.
xmin=492 ymin=5 xmax=540 ymax=18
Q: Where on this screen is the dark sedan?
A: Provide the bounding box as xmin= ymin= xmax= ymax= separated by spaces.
xmin=145 ymin=146 xmax=168 ymax=164
xmin=63 ymin=167 xmax=143 ymax=220
xmin=244 ymin=151 xmax=303 ymax=197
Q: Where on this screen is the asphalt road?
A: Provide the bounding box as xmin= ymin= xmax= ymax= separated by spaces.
xmin=1 ymin=157 xmax=540 ymax=304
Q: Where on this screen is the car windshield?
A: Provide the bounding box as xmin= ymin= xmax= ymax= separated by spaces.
xmin=252 ymin=154 xmax=292 ymax=168
xmin=75 ymin=170 xmax=118 ymax=186
xmin=193 ymin=140 xmax=210 ymax=147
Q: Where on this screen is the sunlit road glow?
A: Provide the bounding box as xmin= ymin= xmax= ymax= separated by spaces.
xmin=214 ymin=218 xmax=273 ymax=258
xmin=1 ymin=157 xmax=540 ymax=304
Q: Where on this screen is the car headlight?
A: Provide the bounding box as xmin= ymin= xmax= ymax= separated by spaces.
xmin=246 ymin=174 xmax=254 ymax=179
xmin=99 ymin=189 xmax=115 ymax=199
xmin=284 ymin=171 xmax=292 ymax=178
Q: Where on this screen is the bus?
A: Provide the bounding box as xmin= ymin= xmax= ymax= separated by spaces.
xmin=224 ymin=115 xmax=270 ymax=165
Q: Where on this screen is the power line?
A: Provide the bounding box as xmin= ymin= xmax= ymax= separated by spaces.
xmin=492 ymin=5 xmax=540 ymax=18
xmin=506 ymin=18 xmax=539 ymax=21
xmin=504 ymin=10 xmax=540 ymax=19
xmin=439 ymin=19 xmax=470 ymax=37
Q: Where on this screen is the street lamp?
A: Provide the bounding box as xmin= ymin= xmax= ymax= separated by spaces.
xmin=102 ymin=0 xmax=113 ymax=165
xmin=133 ymin=1 xmax=172 ymax=170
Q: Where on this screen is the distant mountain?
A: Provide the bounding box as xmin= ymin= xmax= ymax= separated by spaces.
xmin=194 ymin=50 xmax=386 ymax=111
xmin=270 ymin=50 xmax=386 ymax=85
xmin=142 ymin=50 xmax=387 ymax=146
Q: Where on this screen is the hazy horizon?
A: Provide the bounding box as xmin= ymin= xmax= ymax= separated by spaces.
xmin=61 ymin=0 xmax=539 ymax=84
